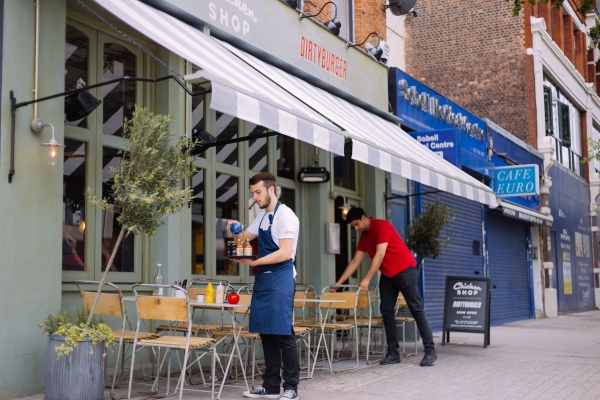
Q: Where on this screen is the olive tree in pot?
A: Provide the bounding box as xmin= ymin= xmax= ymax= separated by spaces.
xmin=41 ymin=107 xmax=197 ymax=400
xmin=399 ymin=198 xmax=454 ymax=340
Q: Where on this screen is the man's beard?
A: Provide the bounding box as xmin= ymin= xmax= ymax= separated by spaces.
xmin=259 ymin=195 xmax=271 ymax=209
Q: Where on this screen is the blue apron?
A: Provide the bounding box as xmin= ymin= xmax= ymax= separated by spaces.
xmin=249 ymin=202 xmax=295 ymax=335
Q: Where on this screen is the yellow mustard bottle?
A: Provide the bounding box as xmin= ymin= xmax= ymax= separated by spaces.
xmin=205 ymin=283 xmax=214 ymax=303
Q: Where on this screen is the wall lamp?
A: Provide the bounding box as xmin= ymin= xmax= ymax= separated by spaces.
xmin=331 ymin=192 xmax=352 ymax=220
xmin=382 ymin=0 xmax=419 ymax=17
xmin=347 ymin=32 xmax=383 ymax=62
xmin=8 ymin=75 xmax=209 ymax=183
xmin=299 ymin=1 xmax=342 ymax=37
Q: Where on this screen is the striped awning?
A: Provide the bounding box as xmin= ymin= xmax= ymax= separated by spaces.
xmin=222 ymin=43 xmax=498 ymax=208
xmin=92 ymin=0 xmax=345 ymax=156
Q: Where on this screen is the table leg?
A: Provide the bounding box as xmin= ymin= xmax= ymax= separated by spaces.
xmin=217 ymin=309 xmax=249 ymax=399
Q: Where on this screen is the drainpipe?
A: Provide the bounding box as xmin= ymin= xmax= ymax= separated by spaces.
xmin=31 ymin=0 xmax=42 ymax=131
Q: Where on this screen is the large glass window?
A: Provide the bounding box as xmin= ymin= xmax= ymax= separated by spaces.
xmin=334 ymin=141 xmax=356 ymax=190
xmin=102 ymin=147 xmax=134 ymax=272
xmin=191 ymin=64 xmax=206 ymax=159
xmin=247 ymin=124 xmax=269 ymax=172
xmin=215 ymin=113 xmax=239 ymax=166
xmin=216 ymin=173 xmax=239 ymax=276
xmin=277 ymin=135 xmax=295 ymax=180
xmin=102 ymin=43 xmax=136 ymax=137
xmin=62 ymin=139 xmax=87 ymax=271
xmin=191 ymin=169 xmax=205 ymax=275
xmin=65 ymin=25 xmax=88 ymax=128
xmin=332 ymin=0 xmax=354 ymax=42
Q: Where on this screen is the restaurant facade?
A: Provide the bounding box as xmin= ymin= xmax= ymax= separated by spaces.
xmin=0 ymin=0 xmax=499 ymax=397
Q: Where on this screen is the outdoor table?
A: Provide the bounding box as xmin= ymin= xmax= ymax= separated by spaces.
xmin=295 ymin=298 xmax=344 ymax=378
xmin=190 ymin=301 xmax=251 ymax=399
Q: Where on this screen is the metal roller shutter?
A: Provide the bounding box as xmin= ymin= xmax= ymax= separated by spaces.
xmin=487 ymin=212 xmax=531 ymax=325
xmin=422 ymin=187 xmax=485 ymax=331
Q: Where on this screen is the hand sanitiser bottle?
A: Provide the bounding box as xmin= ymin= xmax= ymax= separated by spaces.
xmin=153 ymin=263 xmax=163 ymax=296
xmin=216 ymin=282 xmax=225 ymax=304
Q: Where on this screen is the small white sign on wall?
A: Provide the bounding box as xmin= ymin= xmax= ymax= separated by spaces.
xmin=326 ymin=222 xmax=341 ymax=254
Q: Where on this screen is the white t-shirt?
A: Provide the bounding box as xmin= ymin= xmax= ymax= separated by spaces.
xmin=247 ymin=203 xmax=299 ymax=277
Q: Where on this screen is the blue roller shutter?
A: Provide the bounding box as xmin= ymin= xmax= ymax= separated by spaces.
xmin=487 ymin=212 xmax=531 ymax=324
xmin=421 ymin=187 xmax=485 ymax=331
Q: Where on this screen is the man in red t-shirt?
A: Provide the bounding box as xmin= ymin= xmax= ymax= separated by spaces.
xmin=332 ymin=207 xmax=437 ymax=367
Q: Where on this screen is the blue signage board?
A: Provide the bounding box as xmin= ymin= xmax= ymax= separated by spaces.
xmin=493 ymin=165 xmax=539 ymax=197
xmin=389 ymin=68 xmax=490 ymax=175
xmin=408 ymin=129 xmax=459 ymax=166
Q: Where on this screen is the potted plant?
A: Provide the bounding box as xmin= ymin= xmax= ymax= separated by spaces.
xmin=84 ymin=107 xmax=198 ymax=326
xmin=40 ymin=310 xmax=114 ymax=400
xmin=405 ymin=198 xmax=455 ymax=277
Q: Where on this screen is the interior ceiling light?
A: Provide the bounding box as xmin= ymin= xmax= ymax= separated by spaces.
xmin=299 ymin=1 xmax=342 ymax=37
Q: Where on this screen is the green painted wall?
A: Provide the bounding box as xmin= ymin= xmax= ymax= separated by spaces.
xmin=0 ymin=1 xmax=67 ymax=398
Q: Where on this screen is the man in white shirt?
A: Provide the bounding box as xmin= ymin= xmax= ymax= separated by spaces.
xmin=228 ymin=172 xmax=300 ymax=400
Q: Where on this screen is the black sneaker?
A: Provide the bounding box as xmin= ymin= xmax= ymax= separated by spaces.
xmin=243 ymin=386 xmax=280 ymax=398
xmin=280 ymin=389 xmax=299 ymax=399
xmin=420 ymin=348 xmax=437 ymax=366
xmin=380 ymin=350 xmax=401 ymax=365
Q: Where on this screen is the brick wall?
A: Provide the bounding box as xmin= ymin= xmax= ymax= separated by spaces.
xmin=404 ymin=0 xmax=537 ymax=145
xmin=303 ymin=0 xmax=387 ymax=45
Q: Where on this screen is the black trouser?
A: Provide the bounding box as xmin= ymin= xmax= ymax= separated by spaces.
xmin=260 ymin=326 xmax=299 ymax=394
xmin=379 ymin=267 xmax=435 ymax=353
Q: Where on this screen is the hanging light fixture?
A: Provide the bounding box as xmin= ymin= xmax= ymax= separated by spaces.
xmin=299 ymin=1 xmax=342 ymax=37
xmin=331 ymin=192 xmax=352 ymax=220
xmin=32 ymin=119 xmax=65 ymax=167
xmin=347 ymin=32 xmax=384 ymax=62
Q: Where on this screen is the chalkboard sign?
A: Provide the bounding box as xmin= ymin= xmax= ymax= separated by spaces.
xmin=442 ymin=276 xmax=491 ymax=348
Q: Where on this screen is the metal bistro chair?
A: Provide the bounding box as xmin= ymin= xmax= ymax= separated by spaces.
xmin=76 ymin=280 xmax=159 ymax=400
xmin=395 ymin=295 xmax=418 ymax=358
xmin=292 ymin=285 xmax=315 ymax=379
xmin=128 ymin=284 xmax=217 ymax=400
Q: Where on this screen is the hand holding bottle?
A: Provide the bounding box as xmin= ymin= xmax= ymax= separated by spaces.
xmin=227 ymin=220 xmax=244 ymax=234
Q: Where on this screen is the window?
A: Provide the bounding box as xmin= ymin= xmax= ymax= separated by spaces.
xmin=247 ymin=124 xmax=269 ymax=173
xmin=215 ymin=113 xmax=239 ymax=166
xmin=334 ymin=141 xmax=356 ymax=191
xmin=333 ymin=0 xmax=353 ymax=42
xmin=63 ymin=20 xmax=145 ymax=282
xmin=216 ymin=173 xmax=239 ymax=276
xmin=277 ymin=135 xmax=295 ymax=180
xmin=62 ymin=139 xmax=87 ymax=271
xmin=543 ymin=77 xmax=583 ymax=177
xmin=191 ymin=64 xmax=206 ymax=159
xmin=191 ymin=169 xmax=205 ymax=274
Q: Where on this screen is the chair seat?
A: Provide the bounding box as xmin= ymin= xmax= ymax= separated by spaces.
xmin=395 ymin=317 xmax=415 ymax=323
xmin=298 ymin=323 xmax=354 ymax=330
xmin=294 ymin=317 xmax=318 ymax=324
xmin=355 ymin=317 xmax=383 ymax=326
xmin=212 ymin=330 xmax=260 ymax=339
xmin=293 ymin=326 xmax=311 ymax=335
xmin=114 ymin=329 xmax=159 ymax=341
xmin=156 ymin=323 xmax=246 ymax=334
xmin=139 ymin=336 xmax=215 ymax=348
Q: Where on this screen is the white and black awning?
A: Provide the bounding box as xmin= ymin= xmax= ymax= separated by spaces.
xmin=222 ymin=44 xmax=498 ymax=208
xmin=92 ymin=0 xmax=345 ymax=156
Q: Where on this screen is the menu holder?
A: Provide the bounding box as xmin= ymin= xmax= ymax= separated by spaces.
xmin=226 ymin=255 xmax=258 ymax=260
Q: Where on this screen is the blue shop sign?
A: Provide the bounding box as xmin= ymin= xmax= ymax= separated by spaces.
xmin=493 ymin=165 xmax=539 ymax=197
xmin=389 ymin=68 xmax=490 ymax=175
xmin=408 ymin=129 xmax=459 ymax=166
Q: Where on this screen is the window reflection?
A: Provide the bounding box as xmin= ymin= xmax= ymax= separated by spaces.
xmin=62 ymin=139 xmax=86 ymax=271
xmin=102 ymin=43 xmax=136 ymax=137
xmin=215 ymin=113 xmax=238 ymax=166
xmin=277 ymin=135 xmax=295 ymax=180
xmin=216 ymin=173 xmax=239 ymax=276
xmin=247 ymin=124 xmax=269 ymax=172
xmin=191 ymin=64 xmax=206 ymax=159
xmin=334 ymin=141 xmax=356 ymax=190
xmin=65 ymin=25 xmax=88 ymax=128
xmin=191 ymin=169 xmax=205 ymax=275
xmin=102 ymin=147 xmax=134 ymax=272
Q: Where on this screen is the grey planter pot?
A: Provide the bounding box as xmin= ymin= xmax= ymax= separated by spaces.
xmin=44 ymin=334 xmax=107 ymax=400
xmin=396 ymin=308 xmax=420 ymax=342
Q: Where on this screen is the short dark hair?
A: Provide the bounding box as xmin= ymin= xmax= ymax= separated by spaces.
xmin=249 ymin=172 xmax=276 ymax=191
xmin=345 ymin=207 xmax=366 ymax=223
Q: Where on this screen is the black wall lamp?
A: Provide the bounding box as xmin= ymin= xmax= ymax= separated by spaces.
xmin=8 ymin=75 xmax=209 ymax=183
xmin=297 ymin=148 xmax=331 ymax=183
xmin=299 ymin=1 xmax=342 ymax=37
xmin=382 ymin=0 xmax=419 ymax=17
xmin=347 ymin=32 xmax=384 ymax=62
xmin=331 ymin=191 xmax=352 ymax=220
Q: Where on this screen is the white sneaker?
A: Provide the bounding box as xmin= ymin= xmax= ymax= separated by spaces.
xmin=243 ymin=385 xmax=280 ymax=398
xmin=280 ymin=389 xmax=299 ymax=399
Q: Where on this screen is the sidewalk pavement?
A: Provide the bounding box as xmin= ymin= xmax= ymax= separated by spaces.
xmin=16 ymin=310 xmax=600 ymax=400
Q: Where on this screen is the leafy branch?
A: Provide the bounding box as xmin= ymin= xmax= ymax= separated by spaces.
xmin=508 ymin=0 xmax=594 ymax=17
xmin=405 ymin=199 xmax=455 ymax=276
